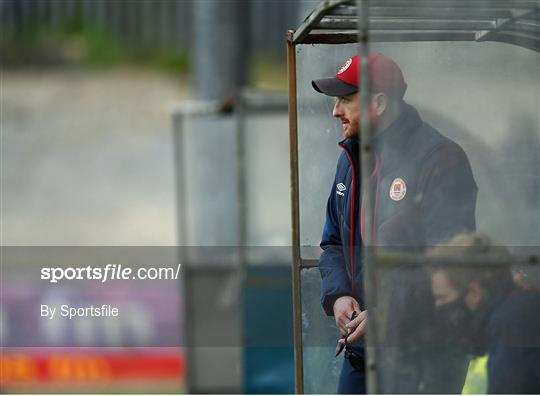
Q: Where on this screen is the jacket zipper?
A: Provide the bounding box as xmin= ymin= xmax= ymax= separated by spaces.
xmin=339 ymin=143 xmax=357 ymax=293
xmin=340 ymin=144 xmax=382 ymax=294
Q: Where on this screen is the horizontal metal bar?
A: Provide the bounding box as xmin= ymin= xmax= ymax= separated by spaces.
xmin=298 ymin=30 xmax=478 ymax=44
xmin=297 ymin=29 xmax=540 ymax=53
xmin=330 ymin=5 xmax=516 ymax=19
xmin=299 ymin=252 xmax=540 ymax=270
xmin=300 ymin=258 xmax=318 ymax=269
xmin=293 ymin=0 xmax=539 ymax=50
xmin=487 ymin=31 xmax=540 ymax=51
xmin=238 ymin=90 xmax=289 ymax=113
xmin=368 ymin=30 xmax=477 ymax=42
xmin=322 ymin=4 xmax=355 ymax=17
xmin=298 ymin=31 xmax=358 ymax=44
xmin=170 ymin=92 xmax=288 ymax=117
xmin=170 ymin=100 xmax=222 ymax=117
xmin=498 ymin=20 xmax=540 ymax=34
xmin=369 ymin=6 xmax=517 ymax=19
xmin=369 ymin=0 xmax=539 ymax=9
xmin=317 ymin=17 xmax=499 ymax=31
xmin=476 ymin=8 xmax=538 ymax=40
xmin=292 ymin=0 xmax=351 ymax=44
xmin=375 ymin=252 xmax=540 ymax=268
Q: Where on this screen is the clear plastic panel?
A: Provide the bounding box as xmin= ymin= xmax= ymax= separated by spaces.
xmin=368 ymin=42 xmax=540 ymax=250
xmin=297 ymin=43 xmax=358 ymax=257
xmin=372 ymin=242 xmax=540 ymax=394
xmin=244 ymin=114 xmax=291 ymax=247
xmin=179 ymin=108 xmax=290 ymax=254
xmin=184 ymin=266 xmax=242 ymax=393
xmin=300 ymin=267 xmax=340 ymax=394
xmin=297 ymin=42 xmax=539 ymax=254
xmin=299 ymin=246 xmax=540 ymax=394
xmin=180 ymin=114 xmax=240 ymax=247
xmin=296 ymin=38 xmax=539 ymax=393
xmin=177 ymin=101 xmax=292 ymax=392
xmin=365 ymin=48 xmax=539 ymax=395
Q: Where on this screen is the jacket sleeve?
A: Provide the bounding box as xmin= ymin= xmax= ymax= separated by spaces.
xmin=319 ymin=171 xmax=353 ymax=316
xmin=419 ymin=143 xmax=478 ymax=246
xmin=487 ymin=293 xmax=540 ymax=393
xmin=487 ymin=345 xmax=540 ymax=393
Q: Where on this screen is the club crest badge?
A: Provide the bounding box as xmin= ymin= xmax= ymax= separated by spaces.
xmin=389 ymin=178 xmax=406 ymax=201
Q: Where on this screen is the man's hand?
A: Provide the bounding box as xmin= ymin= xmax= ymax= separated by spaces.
xmin=333 ymin=296 xmax=361 ymax=336
xmin=338 ymin=310 xmax=368 ymax=345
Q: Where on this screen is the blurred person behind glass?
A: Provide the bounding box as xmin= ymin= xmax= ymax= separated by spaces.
xmin=429 ymin=233 xmax=540 ymax=394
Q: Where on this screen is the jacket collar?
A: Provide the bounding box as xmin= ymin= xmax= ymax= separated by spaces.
xmin=372 ymin=102 xmax=422 ymax=154
xmin=338 ymin=102 xmax=422 ymax=170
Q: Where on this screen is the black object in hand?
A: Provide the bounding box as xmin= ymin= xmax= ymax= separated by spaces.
xmin=335 ymin=310 xmax=358 ymax=357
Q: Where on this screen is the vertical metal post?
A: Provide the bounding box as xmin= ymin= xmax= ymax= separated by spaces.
xmin=50 ymin=0 xmax=62 ymax=30
xmin=192 ymin=0 xmax=249 ymax=101
xmin=65 ymin=0 xmax=76 ymax=21
xmin=110 ymin=0 xmax=122 ymax=38
xmin=287 ymin=34 xmax=304 ymax=394
xmin=159 ymin=0 xmax=169 ymax=49
xmin=172 ymin=112 xmax=188 ymax=247
xmin=95 ymin=0 xmax=106 ymax=31
xmin=81 ymin=0 xmax=93 ymax=26
xmin=171 ymin=111 xmax=193 ymax=392
xmin=235 ymin=94 xmax=248 ymax=391
xmin=357 ymin=0 xmax=379 ymax=393
xmin=126 ymin=0 xmax=138 ymax=46
xmin=36 ymin=0 xmax=47 ymax=25
xmin=141 ymin=0 xmax=153 ymax=48
xmin=236 ymin=94 xmax=248 ymax=252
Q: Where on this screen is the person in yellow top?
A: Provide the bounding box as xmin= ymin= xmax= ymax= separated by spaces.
xmin=429 ymin=233 xmax=540 ymax=394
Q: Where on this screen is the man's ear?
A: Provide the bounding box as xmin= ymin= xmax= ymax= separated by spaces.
xmin=373 ymin=92 xmax=388 ymax=116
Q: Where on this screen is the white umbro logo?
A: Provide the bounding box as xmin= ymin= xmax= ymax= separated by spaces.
xmin=336 ymin=183 xmax=347 ymax=196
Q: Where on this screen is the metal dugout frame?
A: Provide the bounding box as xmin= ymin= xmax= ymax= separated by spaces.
xmin=172 ymin=90 xmax=289 ymax=393
xmin=288 ymin=0 xmax=540 ymax=393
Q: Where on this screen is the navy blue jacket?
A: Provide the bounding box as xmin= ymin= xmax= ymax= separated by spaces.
xmin=470 ymin=285 xmax=540 ymax=394
xmin=319 ymin=102 xmax=478 ymax=316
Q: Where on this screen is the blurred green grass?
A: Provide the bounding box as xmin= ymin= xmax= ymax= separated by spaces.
xmin=1 ymin=17 xmax=189 ymax=73
xmin=1 ymin=18 xmax=287 ymax=91
xmin=250 ymin=55 xmax=288 ymax=92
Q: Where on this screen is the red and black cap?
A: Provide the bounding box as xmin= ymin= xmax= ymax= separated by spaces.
xmin=312 ymin=53 xmax=407 ymax=98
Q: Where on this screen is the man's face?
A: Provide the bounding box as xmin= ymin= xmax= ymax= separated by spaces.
xmin=332 ymin=93 xmax=360 ymax=138
xmin=431 ymin=270 xmax=461 ymax=307
xmin=431 ymin=269 xmax=475 ymax=344
xmin=431 ymin=269 xmax=483 ymax=311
